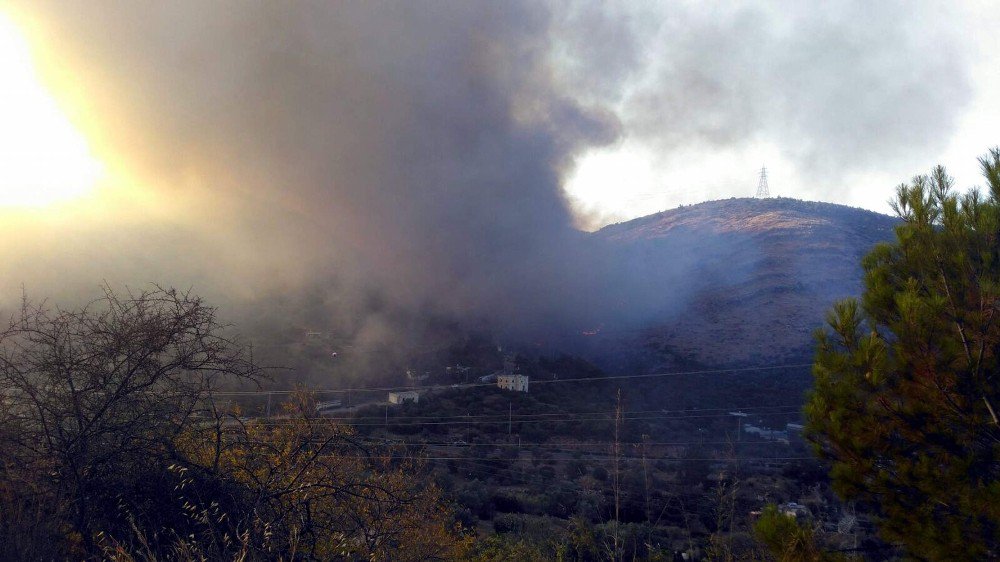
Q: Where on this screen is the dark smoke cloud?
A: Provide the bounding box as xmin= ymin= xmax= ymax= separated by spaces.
xmin=6 ymin=1 xmax=622 ymax=336
xmin=1 ymin=1 xmax=975 ymax=365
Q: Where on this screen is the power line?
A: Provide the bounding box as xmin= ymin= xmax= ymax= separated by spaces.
xmin=355 ymin=438 xmax=800 ymax=449
xmin=530 ymin=363 xmax=810 ymax=387
xmin=311 ymin=453 xmax=816 ymax=463
xmin=210 ymin=362 xmax=812 ymax=397
xmin=330 ymin=441 xmax=804 ymax=459
xmin=246 ymin=407 xmax=801 ymax=427
xmin=308 ymin=403 xmax=802 ymax=423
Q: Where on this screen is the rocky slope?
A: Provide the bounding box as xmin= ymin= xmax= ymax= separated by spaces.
xmin=591 ymin=197 xmax=898 ymax=368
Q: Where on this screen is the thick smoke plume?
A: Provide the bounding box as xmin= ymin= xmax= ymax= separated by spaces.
xmin=0 ymin=1 xmax=976 ymax=368
xmin=5 ymin=2 xmax=623 ymax=335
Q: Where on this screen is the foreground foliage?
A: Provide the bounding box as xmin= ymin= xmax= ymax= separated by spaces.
xmin=806 ymin=149 xmax=1000 ymax=559
xmin=0 ymin=287 xmax=469 ymax=560
xmin=752 ymin=505 xmax=846 ymax=562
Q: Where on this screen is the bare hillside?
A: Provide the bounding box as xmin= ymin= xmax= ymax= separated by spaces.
xmin=593 ymin=197 xmax=898 ymax=368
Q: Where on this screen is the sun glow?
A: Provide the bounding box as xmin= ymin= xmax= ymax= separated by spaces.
xmin=0 ymin=12 xmax=103 ymax=208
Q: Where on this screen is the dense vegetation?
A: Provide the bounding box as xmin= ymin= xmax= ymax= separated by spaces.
xmin=343 ymin=355 xmax=856 ymax=560
xmin=807 ymin=149 xmax=1000 ymax=559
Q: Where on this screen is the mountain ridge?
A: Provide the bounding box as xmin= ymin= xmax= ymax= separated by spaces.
xmin=589 ymin=197 xmax=899 ymax=369
xmin=597 ymin=197 xmax=894 ymax=238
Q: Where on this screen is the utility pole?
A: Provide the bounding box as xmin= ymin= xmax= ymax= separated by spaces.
xmin=755 ymin=165 xmax=770 ymax=198
xmin=611 ymin=388 xmax=623 ymax=562
xmin=730 ymin=411 xmax=746 ymax=441
xmin=640 ymin=434 xmax=652 ymax=525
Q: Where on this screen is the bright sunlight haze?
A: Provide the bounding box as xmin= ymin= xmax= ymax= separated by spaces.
xmin=0 ymin=12 xmax=102 ymax=208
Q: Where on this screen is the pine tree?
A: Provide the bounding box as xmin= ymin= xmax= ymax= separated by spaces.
xmin=806 ymin=149 xmax=1000 ymax=560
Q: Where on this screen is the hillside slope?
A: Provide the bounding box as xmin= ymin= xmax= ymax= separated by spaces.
xmin=592 ymin=197 xmax=897 ymax=368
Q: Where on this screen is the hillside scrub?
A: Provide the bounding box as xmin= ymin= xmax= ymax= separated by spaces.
xmin=0 ymin=287 xmax=469 ymax=560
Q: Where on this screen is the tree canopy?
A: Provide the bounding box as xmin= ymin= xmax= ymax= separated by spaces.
xmin=806 ymin=149 xmax=1000 ymax=559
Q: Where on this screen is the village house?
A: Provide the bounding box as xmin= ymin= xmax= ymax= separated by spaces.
xmin=497 ymin=373 xmax=529 ymax=392
xmin=743 ymin=423 xmax=789 ymax=443
xmin=388 ymin=390 xmax=420 ymax=405
xmin=781 ymin=502 xmax=810 ymax=519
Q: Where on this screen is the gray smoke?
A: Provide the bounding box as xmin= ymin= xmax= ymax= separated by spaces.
xmin=551 ymin=1 xmax=972 ymax=193
xmin=5 ymin=2 xmax=621 ymax=332
xmin=1 ymin=1 xmax=976 ymax=362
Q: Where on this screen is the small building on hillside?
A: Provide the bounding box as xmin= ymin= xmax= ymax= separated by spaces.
xmin=315 ymin=399 xmax=342 ymax=414
xmin=497 ymin=374 xmax=529 ymax=392
xmin=781 ymin=502 xmax=810 ymax=519
xmin=388 ymin=391 xmax=420 ymax=405
xmin=743 ymin=423 xmax=789 ymax=443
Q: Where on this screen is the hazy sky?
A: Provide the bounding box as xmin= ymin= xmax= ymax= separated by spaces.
xmin=559 ymin=1 xmax=1000 ymax=227
xmin=0 ymin=1 xmax=998 ymax=337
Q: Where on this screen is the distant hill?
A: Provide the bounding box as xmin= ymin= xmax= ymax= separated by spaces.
xmin=590 ymin=197 xmax=898 ymax=369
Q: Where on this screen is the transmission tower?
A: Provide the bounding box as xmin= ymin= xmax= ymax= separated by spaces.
xmin=755 ymin=165 xmax=770 ymax=198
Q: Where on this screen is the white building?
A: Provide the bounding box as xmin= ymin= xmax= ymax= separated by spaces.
xmin=743 ymin=423 xmax=789 ymax=442
xmin=388 ymin=391 xmax=420 ymax=405
xmin=781 ymin=502 xmax=810 ymax=519
xmin=497 ymin=374 xmax=529 ymax=392
xmin=315 ymin=399 xmax=342 ymax=414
